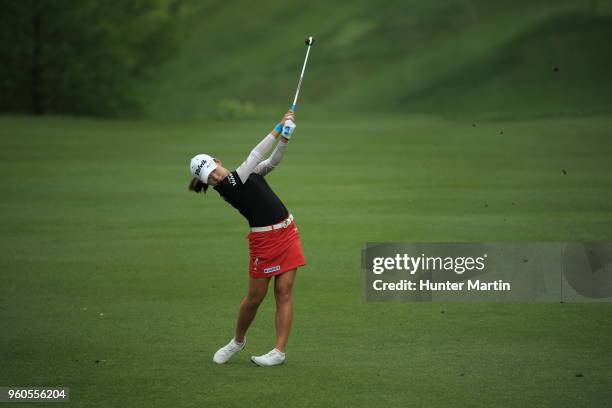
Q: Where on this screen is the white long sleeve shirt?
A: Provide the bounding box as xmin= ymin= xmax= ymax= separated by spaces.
xmin=236 ymin=133 xmax=288 ymax=183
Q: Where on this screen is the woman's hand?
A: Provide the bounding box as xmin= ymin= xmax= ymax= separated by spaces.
xmin=272 ymin=110 xmax=296 ymax=141
xmin=280 ymin=110 xmax=297 ymax=140
xmin=280 ymin=110 xmax=296 ymax=126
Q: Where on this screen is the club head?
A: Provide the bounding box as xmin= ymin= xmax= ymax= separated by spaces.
xmin=305 ymin=36 xmax=315 ymax=46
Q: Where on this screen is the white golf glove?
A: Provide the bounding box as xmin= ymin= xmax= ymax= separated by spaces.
xmin=281 ymin=119 xmax=296 ymax=138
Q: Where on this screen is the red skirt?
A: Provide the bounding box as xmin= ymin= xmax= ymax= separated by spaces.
xmin=246 ymin=217 xmax=306 ymax=278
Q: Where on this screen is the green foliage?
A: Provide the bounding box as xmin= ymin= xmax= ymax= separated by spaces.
xmin=215 ymin=98 xmax=255 ymax=119
xmin=0 ymin=0 xmax=178 ymax=116
xmin=142 ymin=0 xmax=612 ymax=120
xmin=2 ymin=1 xmax=611 ymax=119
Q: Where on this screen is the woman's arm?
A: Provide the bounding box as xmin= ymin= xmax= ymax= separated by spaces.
xmin=253 ymin=137 xmax=289 ymax=176
xmin=235 ymin=111 xmax=295 ymax=182
xmin=235 ymin=131 xmax=279 ymax=183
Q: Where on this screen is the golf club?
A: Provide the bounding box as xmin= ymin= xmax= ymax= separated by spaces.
xmin=291 ymin=36 xmax=315 ymax=113
xmin=282 ymin=36 xmax=315 ymax=137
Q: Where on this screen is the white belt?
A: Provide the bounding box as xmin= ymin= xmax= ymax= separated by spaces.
xmin=250 ymin=214 xmax=294 ymax=232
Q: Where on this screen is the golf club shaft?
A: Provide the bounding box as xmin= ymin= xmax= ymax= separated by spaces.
xmin=291 ymin=44 xmax=312 ymax=112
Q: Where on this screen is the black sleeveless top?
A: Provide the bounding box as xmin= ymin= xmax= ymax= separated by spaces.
xmin=213 ymin=170 xmax=289 ymax=227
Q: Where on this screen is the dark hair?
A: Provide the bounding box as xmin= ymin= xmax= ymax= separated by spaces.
xmin=188 ymin=177 xmax=208 ymax=194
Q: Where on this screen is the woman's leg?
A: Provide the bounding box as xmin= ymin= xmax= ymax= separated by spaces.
xmin=273 ymin=269 xmax=297 ymax=352
xmin=235 ymin=276 xmax=270 ymax=343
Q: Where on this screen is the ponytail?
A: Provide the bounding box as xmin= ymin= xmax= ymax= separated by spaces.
xmin=188 ymin=177 xmax=208 ymax=194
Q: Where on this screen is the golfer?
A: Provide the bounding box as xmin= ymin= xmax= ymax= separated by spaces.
xmin=188 ymin=110 xmax=306 ymax=367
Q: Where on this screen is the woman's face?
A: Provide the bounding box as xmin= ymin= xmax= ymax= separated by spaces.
xmin=206 ymin=159 xmax=230 ymax=186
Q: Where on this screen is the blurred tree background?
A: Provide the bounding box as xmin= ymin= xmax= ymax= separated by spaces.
xmin=0 ymin=0 xmax=611 ymax=119
xmin=0 ymin=0 xmax=179 ymax=116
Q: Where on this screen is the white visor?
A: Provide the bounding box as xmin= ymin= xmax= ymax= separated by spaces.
xmin=190 ymin=154 xmax=217 ymax=183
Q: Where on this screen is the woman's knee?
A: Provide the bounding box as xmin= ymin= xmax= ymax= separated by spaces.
xmin=274 ymin=285 xmax=292 ymax=304
xmin=245 ymin=289 xmax=267 ymax=307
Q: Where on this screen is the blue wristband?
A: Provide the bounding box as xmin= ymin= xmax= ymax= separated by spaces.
xmin=274 ymin=123 xmax=283 ymax=133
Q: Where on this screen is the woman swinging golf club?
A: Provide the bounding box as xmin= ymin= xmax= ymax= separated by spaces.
xmin=188 ymin=110 xmax=305 ymax=366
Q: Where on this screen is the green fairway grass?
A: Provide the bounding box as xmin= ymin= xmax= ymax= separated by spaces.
xmin=1 ymin=114 xmax=611 ymax=407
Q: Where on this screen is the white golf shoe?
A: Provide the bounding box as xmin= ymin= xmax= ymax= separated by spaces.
xmin=212 ymin=338 xmax=245 ymax=364
xmin=251 ymin=348 xmax=286 ymax=367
